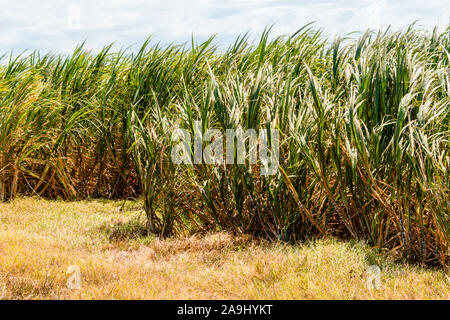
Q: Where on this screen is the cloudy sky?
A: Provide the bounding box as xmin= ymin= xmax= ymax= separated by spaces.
xmin=0 ymin=0 xmax=448 ymax=54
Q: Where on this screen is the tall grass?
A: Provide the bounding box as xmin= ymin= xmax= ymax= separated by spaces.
xmin=0 ymin=24 xmax=448 ymax=266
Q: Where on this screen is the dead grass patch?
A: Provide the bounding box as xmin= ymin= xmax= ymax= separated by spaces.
xmin=0 ymin=198 xmax=448 ymax=300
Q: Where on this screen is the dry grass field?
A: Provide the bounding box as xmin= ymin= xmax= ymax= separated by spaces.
xmin=0 ymin=198 xmax=448 ymax=300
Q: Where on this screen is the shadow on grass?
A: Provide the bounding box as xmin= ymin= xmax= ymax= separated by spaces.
xmin=99 ymin=216 xmax=147 ymax=242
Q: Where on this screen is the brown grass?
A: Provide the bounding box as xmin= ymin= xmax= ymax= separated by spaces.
xmin=0 ymin=198 xmax=448 ymax=300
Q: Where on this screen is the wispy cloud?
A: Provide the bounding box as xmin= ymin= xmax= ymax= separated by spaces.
xmin=0 ymin=0 xmax=448 ymax=54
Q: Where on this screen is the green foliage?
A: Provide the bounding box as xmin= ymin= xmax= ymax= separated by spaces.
xmin=0 ymin=24 xmax=448 ymax=265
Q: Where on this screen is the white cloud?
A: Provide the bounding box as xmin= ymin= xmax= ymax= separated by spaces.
xmin=0 ymin=0 xmax=448 ymax=54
